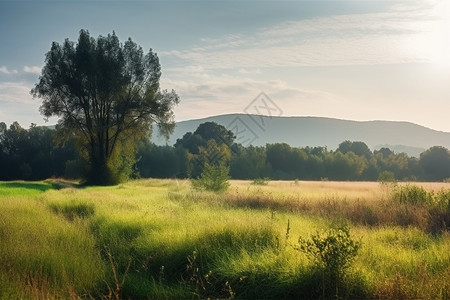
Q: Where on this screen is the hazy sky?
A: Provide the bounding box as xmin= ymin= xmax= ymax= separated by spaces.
xmin=1 ymin=0 xmax=449 ymax=131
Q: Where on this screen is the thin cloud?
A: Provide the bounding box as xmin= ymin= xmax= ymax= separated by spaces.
xmin=0 ymin=66 xmax=18 ymax=75
xmin=161 ymin=2 xmax=439 ymax=69
xmin=23 ymin=66 xmax=41 ymax=74
xmin=0 ymin=82 xmax=34 ymax=104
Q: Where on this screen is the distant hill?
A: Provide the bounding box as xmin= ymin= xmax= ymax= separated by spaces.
xmin=152 ymin=114 xmax=450 ymax=157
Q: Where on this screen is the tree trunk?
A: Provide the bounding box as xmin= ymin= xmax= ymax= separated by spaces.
xmin=87 ymin=139 xmax=112 ymax=185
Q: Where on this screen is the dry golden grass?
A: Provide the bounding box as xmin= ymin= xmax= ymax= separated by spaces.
xmin=234 ymin=180 xmax=450 ymax=198
xmin=217 ymin=180 xmax=450 ymax=233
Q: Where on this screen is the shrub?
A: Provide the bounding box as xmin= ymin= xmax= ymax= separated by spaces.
xmin=192 ymin=163 xmax=230 ymax=193
xmin=434 ymin=189 xmax=450 ymax=210
xmin=297 ymin=224 xmax=361 ymax=298
xmin=392 ymin=185 xmax=433 ymax=206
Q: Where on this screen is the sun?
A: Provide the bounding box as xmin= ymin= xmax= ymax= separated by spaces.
xmin=429 ymin=0 xmax=450 ymax=67
xmin=404 ymin=1 xmax=450 ymax=68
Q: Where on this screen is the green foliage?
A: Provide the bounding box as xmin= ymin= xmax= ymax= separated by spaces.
xmin=137 ymin=141 xmax=184 ymax=178
xmin=175 ymin=122 xmax=235 ymax=154
xmin=297 ymin=224 xmax=361 ymax=297
xmin=434 ymin=189 xmax=450 ymax=210
xmin=420 ymin=146 xmax=450 ymax=181
xmin=64 ymin=159 xmax=84 ymax=179
xmin=389 ymin=184 xmax=450 ymax=233
xmin=0 ymin=122 xmax=76 ymax=180
xmin=298 ymin=224 xmax=360 ymax=276
xmin=192 ymin=163 xmax=230 ymax=193
xmin=393 ymin=185 xmax=433 ymax=205
xmin=193 ymin=122 xmax=235 ymax=147
xmin=195 ymin=139 xmax=231 ymax=168
xmin=180 ymin=124 xmax=234 ymax=179
xmin=378 ymin=171 xmax=396 ymax=183
xmin=266 ymin=143 xmax=307 ymax=179
xmin=31 ymin=29 xmax=179 ymax=185
xmin=189 ymin=139 xmax=232 ymax=192
xmin=104 ymin=139 xmax=138 ymax=185
xmin=338 ymin=140 xmax=372 ymax=159
xmin=2 ymin=119 xmax=450 ymax=183
xmin=230 ymin=146 xmax=272 ymax=179
xmin=327 ymin=151 xmax=368 ymax=180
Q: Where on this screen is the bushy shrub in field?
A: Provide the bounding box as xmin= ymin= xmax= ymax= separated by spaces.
xmin=390 ymin=185 xmax=450 ymax=233
xmin=192 ymin=163 xmax=230 ymax=193
xmin=393 ymin=185 xmax=433 ymax=205
xmin=297 ymin=224 xmax=361 ymax=298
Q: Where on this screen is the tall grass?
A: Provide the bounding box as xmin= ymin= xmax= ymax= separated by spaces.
xmin=0 ymin=179 xmax=449 ymax=299
xmin=0 ymin=196 xmax=106 ymax=299
xmin=216 ymin=181 xmax=450 ymax=234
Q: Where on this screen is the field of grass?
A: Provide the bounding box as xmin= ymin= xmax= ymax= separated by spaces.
xmin=0 ymin=179 xmax=449 ymax=299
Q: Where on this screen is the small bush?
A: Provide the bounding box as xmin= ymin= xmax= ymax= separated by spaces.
xmin=192 ymin=163 xmax=230 ymax=193
xmin=297 ymin=224 xmax=361 ymax=298
xmin=393 ymin=185 xmax=433 ymax=206
xmin=389 ymin=185 xmax=449 ymax=233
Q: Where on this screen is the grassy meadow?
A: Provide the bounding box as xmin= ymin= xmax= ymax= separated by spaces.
xmin=0 ymin=179 xmax=449 ymax=299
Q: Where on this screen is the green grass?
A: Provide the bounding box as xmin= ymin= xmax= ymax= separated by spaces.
xmin=0 ymin=179 xmax=449 ymax=299
xmin=0 ymin=181 xmax=53 ymax=197
xmin=0 ymin=196 xmax=106 ymax=299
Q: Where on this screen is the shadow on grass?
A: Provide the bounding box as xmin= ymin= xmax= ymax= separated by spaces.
xmin=0 ymin=182 xmax=53 ymax=193
xmin=0 ymin=180 xmax=81 ymax=196
xmin=45 ymin=179 xmax=81 ymax=190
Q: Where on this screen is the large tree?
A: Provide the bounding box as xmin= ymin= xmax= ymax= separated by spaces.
xmin=32 ymin=30 xmax=179 ymax=185
xmin=175 ymin=122 xmax=235 ymax=178
xmin=175 ymin=122 xmax=235 ymax=154
xmin=420 ymin=146 xmax=450 ymax=181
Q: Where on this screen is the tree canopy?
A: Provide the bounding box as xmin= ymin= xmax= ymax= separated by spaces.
xmin=420 ymin=146 xmax=450 ymax=181
xmin=0 ymin=122 xmax=77 ymax=180
xmin=175 ymin=122 xmax=235 ymax=154
xmin=31 ymin=30 xmax=179 ymax=185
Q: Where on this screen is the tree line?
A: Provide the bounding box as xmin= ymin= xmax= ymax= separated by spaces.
xmin=2 ymin=120 xmax=450 ymax=182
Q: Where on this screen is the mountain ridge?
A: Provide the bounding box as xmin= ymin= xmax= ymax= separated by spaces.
xmin=152 ymin=114 xmax=450 ymax=157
